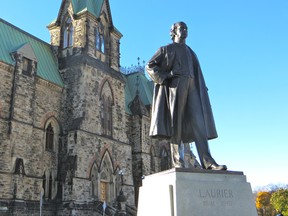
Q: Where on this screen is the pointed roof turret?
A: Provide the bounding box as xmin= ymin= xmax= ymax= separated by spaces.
xmin=51 ymin=0 xmax=114 ymax=26
xmin=49 ymin=0 xmax=120 ymax=36
xmin=71 ymin=0 xmax=104 ymax=18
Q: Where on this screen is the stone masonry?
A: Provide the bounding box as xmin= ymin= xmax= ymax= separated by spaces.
xmin=0 ymin=1 xmax=172 ymax=215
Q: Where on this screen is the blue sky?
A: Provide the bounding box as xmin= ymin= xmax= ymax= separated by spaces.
xmin=1 ymin=0 xmax=288 ymax=190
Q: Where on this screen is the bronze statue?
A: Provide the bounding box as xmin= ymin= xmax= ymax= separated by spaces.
xmin=146 ymin=21 xmax=227 ymax=170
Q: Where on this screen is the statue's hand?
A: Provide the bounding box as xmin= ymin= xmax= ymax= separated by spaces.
xmin=167 ymin=74 xmax=175 ymax=79
xmin=161 ymin=74 xmax=178 ymax=85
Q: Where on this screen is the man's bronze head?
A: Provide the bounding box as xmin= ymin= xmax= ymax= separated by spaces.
xmin=170 ymin=21 xmax=188 ymax=41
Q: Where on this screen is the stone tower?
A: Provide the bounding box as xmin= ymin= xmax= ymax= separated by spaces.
xmin=47 ymin=0 xmax=134 ymax=214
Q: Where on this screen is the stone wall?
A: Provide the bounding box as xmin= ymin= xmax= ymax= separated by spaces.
xmin=0 ymin=58 xmax=63 ymax=203
xmin=0 ymin=63 xmax=13 ymax=175
xmin=59 ymin=53 xmax=135 ymax=207
xmin=0 ymin=1 xmax=170 ymax=214
xmin=0 ymin=63 xmax=13 ymax=120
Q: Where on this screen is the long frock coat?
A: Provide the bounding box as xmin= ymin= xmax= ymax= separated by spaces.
xmin=146 ymin=43 xmax=218 ymax=143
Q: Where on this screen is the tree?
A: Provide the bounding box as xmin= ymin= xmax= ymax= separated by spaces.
xmin=270 ymin=189 xmax=288 ymax=216
xmin=256 ymin=191 xmax=274 ymax=216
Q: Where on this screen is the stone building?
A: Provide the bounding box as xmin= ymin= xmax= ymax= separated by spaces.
xmin=0 ymin=0 xmax=171 ymax=215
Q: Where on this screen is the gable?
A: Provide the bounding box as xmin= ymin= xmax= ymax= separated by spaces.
xmin=50 ymin=0 xmax=119 ymax=39
xmin=13 ymin=43 xmax=37 ymax=62
xmin=125 ymin=72 xmax=154 ymax=114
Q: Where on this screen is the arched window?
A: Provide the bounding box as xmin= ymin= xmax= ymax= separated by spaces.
xmin=44 ymin=117 xmax=60 ymax=152
xmin=101 ymin=96 xmax=112 ymax=136
xmin=45 ymin=123 xmax=54 ymax=151
xmin=63 ymin=16 xmax=74 ymax=48
xmin=100 ymin=81 xmax=113 ymax=137
xmin=99 ymin=151 xmax=115 ymax=203
xmin=91 ymin=164 xmax=99 ymax=198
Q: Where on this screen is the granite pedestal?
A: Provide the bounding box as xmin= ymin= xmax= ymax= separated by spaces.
xmin=137 ymin=168 xmax=257 ymax=216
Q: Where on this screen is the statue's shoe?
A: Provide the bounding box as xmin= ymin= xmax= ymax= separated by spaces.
xmin=207 ymin=163 xmax=227 ymax=170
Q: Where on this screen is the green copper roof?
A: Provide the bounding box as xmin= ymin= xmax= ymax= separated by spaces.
xmin=0 ymin=19 xmax=64 ymax=87
xmin=72 ymin=0 xmax=104 ymax=17
xmin=124 ymin=72 xmax=153 ymax=114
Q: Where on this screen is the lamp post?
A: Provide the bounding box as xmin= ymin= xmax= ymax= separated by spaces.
xmin=117 ymin=170 xmax=127 ymax=215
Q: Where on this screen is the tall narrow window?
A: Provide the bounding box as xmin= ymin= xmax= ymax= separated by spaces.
xmin=100 ymin=100 xmax=106 ymax=134
xmin=15 ymin=158 xmax=25 ymax=175
xmin=42 ymin=174 xmax=46 ymax=197
xmin=46 ymin=123 xmax=54 ymax=151
xmin=95 ymin=27 xmax=101 ymax=51
xmin=91 ymin=164 xmax=99 ymax=198
xmin=101 ymin=96 xmax=112 ymax=136
xmin=100 ymin=81 xmax=113 ymax=137
xmin=63 ymin=16 xmax=74 ymax=48
xmin=106 ymin=96 xmax=112 ymax=136
xmin=95 ymin=26 xmax=105 ymax=53
xmin=100 ymin=35 xmax=105 ymax=53
xmin=43 ymin=173 xmax=54 ymax=200
xmin=48 ymin=174 xmax=53 ymax=199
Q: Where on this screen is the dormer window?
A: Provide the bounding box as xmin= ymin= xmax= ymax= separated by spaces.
xmin=63 ymin=16 xmax=74 ymax=48
xmin=22 ymin=57 xmax=32 ymax=76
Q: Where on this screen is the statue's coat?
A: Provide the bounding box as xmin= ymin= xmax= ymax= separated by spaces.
xmin=146 ymin=43 xmax=218 ymax=143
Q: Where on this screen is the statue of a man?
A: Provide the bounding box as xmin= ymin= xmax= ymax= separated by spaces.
xmin=146 ymin=21 xmax=227 ymax=170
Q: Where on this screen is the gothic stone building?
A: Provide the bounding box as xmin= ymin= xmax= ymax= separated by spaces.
xmin=0 ymin=0 xmax=171 ymax=215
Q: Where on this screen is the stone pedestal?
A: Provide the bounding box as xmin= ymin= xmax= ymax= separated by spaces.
xmin=137 ymin=168 xmax=257 ymax=216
